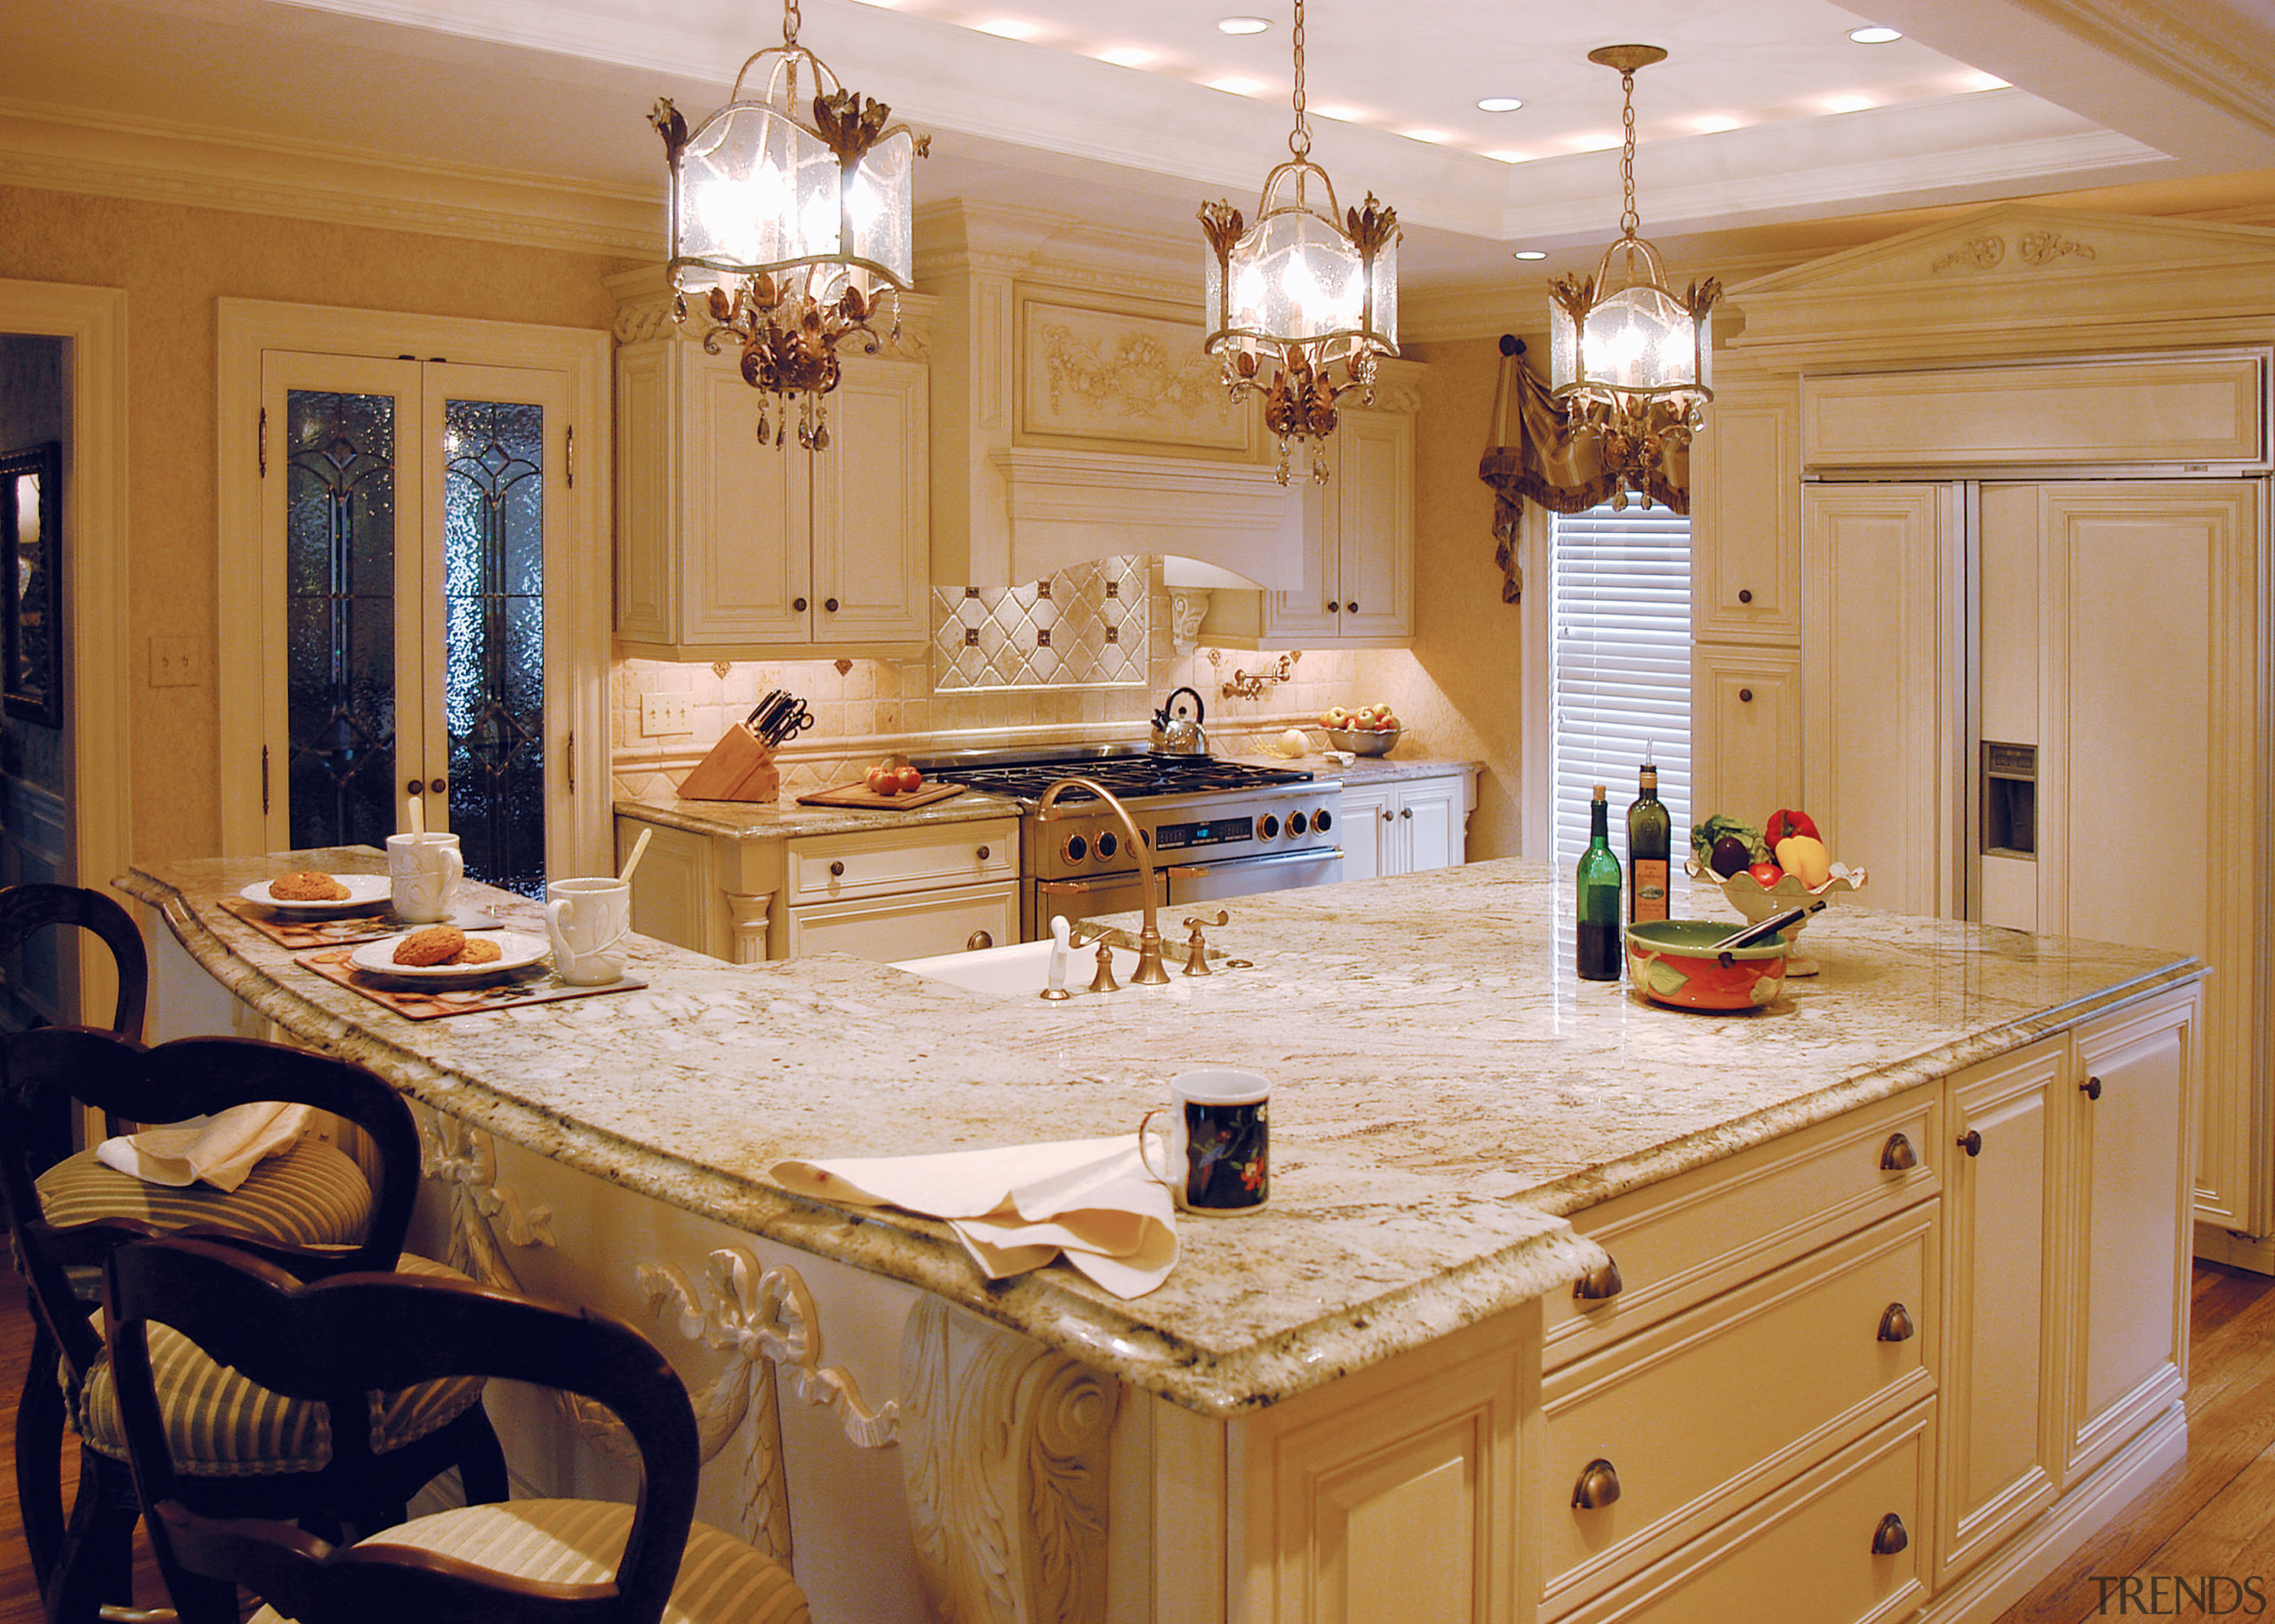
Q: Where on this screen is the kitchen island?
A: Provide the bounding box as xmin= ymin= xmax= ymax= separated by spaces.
xmin=124 ymin=853 xmax=2200 ymax=1624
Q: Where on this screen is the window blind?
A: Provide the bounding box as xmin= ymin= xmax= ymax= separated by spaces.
xmin=1549 ymin=502 xmax=1693 ymax=867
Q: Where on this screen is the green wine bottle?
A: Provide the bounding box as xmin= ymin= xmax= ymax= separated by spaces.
xmin=1627 ymin=754 xmax=1671 ymax=925
xmin=1577 ymin=784 xmax=1623 ymax=981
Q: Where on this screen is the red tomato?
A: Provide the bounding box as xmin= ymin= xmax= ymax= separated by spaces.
xmin=1747 ymin=861 xmax=1784 ymax=888
xmin=1765 ymin=808 xmax=1821 ymax=846
xmin=894 ymin=764 xmax=923 ymax=792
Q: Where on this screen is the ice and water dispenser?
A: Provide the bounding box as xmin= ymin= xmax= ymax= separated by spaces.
xmin=1981 ymin=742 xmax=2037 ymax=858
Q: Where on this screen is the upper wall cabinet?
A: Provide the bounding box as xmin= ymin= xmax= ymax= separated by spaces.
xmin=610 ymin=270 xmax=935 ymax=662
xmin=1690 ymin=379 xmax=1801 ymax=646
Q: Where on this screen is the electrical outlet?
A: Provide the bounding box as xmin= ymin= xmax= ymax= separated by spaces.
xmin=150 ymin=635 xmax=200 ymax=688
xmin=641 ymin=691 xmax=694 ymax=736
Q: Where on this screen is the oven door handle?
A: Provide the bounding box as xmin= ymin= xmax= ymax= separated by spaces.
xmin=1035 ymin=877 xmax=1156 ymax=896
xmin=1160 ymin=848 xmax=1344 ymax=880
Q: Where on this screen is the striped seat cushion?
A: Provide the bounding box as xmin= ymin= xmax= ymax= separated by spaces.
xmin=75 ymin=1254 xmax=486 ymax=1478
xmin=36 ymin=1138 xmax=372 ymax=1247
xmin=249 ymin=1500 xmax=810 ymax=1624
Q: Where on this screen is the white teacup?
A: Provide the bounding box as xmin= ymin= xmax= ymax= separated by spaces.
xmin=387 ymin=832 xmax=463 ymax=923
xmin=1138 ymin=1068 xmax=1271 ymax=1215
xmin=547 ymin=877 xmax=631 ymax=986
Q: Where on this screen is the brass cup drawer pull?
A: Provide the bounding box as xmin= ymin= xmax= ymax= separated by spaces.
xmin=1572 ymin=1459 xmax=1622 ymax=1510
xmin=1877 ymin=1302 xmax=1917 ymax=1343
xmin=1872 ymin=1512 xmax=1910 ymax=1556
xmin=1879 ymin=1132 xmax=1918 ymax=1173
xmin=2082 ymin=1075 xmax=2103 ymax=1100
xmin=1574 ymin=1257 xmax=1624 ymax=1302
xmin=965 ymin=931 xmax=993 ymax=951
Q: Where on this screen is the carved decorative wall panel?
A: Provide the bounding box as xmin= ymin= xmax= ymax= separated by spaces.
xmin=1018 ymin=298 xmax=1251 ymax=453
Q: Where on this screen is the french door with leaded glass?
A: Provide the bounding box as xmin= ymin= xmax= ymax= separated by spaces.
xmin=258 ymin=353 xmax=571 ymax=897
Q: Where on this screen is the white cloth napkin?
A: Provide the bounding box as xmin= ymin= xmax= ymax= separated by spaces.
xmin=772 ymin=1134 xmax=1178 ymax=1299
xmin=96 ymin=1103 xmax=314 ymax=1192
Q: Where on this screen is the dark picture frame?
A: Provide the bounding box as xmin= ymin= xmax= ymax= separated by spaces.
xmin=0 ymin=442 xmax=63 ymax=727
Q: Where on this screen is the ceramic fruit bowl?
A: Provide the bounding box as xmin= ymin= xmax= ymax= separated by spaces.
xmin=1624 ymin=919 xmax=1791 ymax=1011
xmin=1682 ymin=858 xmax=1868 ymax=977
xmin=1324 ymin=727 xmax=1400 ymax=758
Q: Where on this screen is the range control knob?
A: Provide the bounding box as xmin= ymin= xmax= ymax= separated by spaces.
xmin=1313 ymin=808 xmax=1334 ymax=833
xmin=1258 ymin=814 xmax=1281 ymax=840
xmin=1289 ymin=811 xmax=1310 ymax=837
xmin=1096 ymin=830 xmax=1120 ymax=862
xmin=1062 ymin=833 xmax=1090 ymax=864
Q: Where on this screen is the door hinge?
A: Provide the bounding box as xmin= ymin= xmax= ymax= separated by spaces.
xmin=261 ymin=745 xmax=270 ymax=816
xmin=258 ymin=406 xmax=267 ymax=477
xmin=566 ymin=424 xmax=575 ymax=490
xmin=566 ymin=731 xmax=575 ymax=793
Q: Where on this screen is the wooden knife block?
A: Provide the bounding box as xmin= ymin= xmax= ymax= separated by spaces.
xmin=675 ymin=724 xmax=781 ymax=802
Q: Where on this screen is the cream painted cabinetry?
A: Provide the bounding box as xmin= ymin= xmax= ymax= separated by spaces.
xmin=1265 ymin=402 xmax=1417 ymax=645
xmin=1337 ymin=768 xmax=1473 ymax=882
xmin=611 ymin=280 xmax=931 ymax=661
xmin=615 ymin=811 xmax=1018 ymax=965
xmin=1689 ymin=645 xmax=1801 ymax=835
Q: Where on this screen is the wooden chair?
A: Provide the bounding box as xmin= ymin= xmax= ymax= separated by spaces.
xmin=102 ymin=1236 xmax=810 ymax=1624
xmin=0 ymin=1027 xmax=508 ymax=1624
xmin=0 ymin=884 xmax=148 ymax=1043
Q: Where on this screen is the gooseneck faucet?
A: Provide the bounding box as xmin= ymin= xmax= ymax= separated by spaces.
xmin=1036 ymin=776 xmax=1171 ymax=985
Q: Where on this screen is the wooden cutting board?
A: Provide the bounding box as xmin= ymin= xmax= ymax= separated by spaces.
xmin=796 ymin=781 xmax=969 ymax=811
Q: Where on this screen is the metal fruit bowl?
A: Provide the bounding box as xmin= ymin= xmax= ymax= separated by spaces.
xmin=1682 ymin=857 xmax=1868 ymax=977
xmin=1324 ymin=727 xmax=1400 ymax=757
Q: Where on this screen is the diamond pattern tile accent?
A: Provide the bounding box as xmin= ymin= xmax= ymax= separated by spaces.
xmin=933 ymin=556 xmax=1149 ymax=690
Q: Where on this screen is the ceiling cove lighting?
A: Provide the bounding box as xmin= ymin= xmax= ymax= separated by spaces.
xmin=649 ymin=0 xmax=927 ymax=450
xmin=1848 ymin=25 xmax=1904 ymax=43
xmin=1549 ymin=44 xmax=1720 ymax=511
xmin=1199 ymin=0 xmax=1401 ymax=484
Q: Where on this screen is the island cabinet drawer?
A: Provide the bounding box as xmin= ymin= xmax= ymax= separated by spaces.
xmin=785 ymin=820 xmax=1018 ymax=905
xmin=1540 ymin=1204 xmax=1938 ymax=1616
xmin=1545 ymin=1086 xmax=1939 ymax=1369
xmin=1559 ymin=1402 xmax=1933 ymax=1624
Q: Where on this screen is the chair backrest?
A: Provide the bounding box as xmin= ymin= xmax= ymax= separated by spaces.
xmin=0 ymin=1028 xmax=420 ymax=1389
xmin=104 ymin=1236 xmax=701 ymax=1624
xmin=0 ymin=882 xmax=149 ymax=1039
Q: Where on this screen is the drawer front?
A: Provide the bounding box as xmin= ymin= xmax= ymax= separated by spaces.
xmin=786 ymin=819 xmax=1018 ymax=904
xmin=786 ymin=882 xmax=1020 ymax=963
xmin=1544 ymin=1206 xmax=1936 ymax=1612
xmin=1547 ymin=1087 xmax=1938 ymax=1367
xmin=1563 ymin=1403 xmax=1931 ymax=1624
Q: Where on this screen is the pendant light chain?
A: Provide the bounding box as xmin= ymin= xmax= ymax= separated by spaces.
xmin=1618 ymin=69 xmax=1640 ymax=239
xmin=1287 ymin=0 xmax=1311 ymax=161
xmin=784 ymin=0 xmax=800 ymax=46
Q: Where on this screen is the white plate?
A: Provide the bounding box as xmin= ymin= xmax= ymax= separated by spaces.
xmin=347 ymin=930 xmax=549 ymax=982
xmin=239 ymin=874 xmax=393 ymax=912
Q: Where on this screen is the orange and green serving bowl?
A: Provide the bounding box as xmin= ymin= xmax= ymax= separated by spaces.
xmin=1624 ymin=919 xmax=1790 ymax=1011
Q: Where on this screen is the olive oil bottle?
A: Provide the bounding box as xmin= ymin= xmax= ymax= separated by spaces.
xmin=1627 ymin=752 xmax=1671 ymax=925
xmin=1577 ymin=784 xmax=1623 ymax=981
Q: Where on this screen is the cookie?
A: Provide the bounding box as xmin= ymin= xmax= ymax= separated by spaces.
xmin=392 ymin=926 xmax=467 ymax=967
xmin=269 ymin=871 xmax=349 ymax=902
xmin=455 ymin=937 xmax=502 ymax=965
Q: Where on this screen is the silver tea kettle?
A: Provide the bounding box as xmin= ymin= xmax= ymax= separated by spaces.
xmin=1151 ymin=686 xmax=1209 ymax=754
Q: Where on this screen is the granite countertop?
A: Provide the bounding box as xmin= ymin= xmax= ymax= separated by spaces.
xmin=124 ymin=852 xmax=2197 ymax=1417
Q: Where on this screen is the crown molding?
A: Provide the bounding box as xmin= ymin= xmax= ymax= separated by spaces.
xmin=2009 ymin=0 xmax=2275 ymax=140
xmin=0 ymin=98 xmax=655 ymax=258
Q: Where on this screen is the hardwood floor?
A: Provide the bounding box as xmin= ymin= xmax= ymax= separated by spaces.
xmin=0 ymin=1263 xmax=2267 ymax=1620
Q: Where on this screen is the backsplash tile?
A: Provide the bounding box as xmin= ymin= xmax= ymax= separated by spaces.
xmin=930 ymin=556 xmax=1148 ymax=689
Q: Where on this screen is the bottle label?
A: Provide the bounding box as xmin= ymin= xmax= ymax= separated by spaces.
xmin=1632 ymin=859 xmax=1670 ymax=924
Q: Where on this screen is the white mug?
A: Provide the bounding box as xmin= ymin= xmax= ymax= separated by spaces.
xmin=546 ymin=877 xmax=631 ymax=986
xmin=1138 ymin=1068 xmax=1270 ymax=1215
xmin=387 ymin=832 xmax=463 ymax=923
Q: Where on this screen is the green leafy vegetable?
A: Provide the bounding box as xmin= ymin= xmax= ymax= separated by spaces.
xmin=1690 ymin=815 xmax=1768 ymax=868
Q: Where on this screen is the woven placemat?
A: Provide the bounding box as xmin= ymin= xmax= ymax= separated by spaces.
xmin=221 ymin=897 xmax=507 ymax=951
xmin=293 ymin=944 xmax=645 ymax=1022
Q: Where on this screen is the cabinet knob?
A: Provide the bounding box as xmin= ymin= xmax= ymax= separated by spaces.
xmin=965 ymin=931 xmax=994 ymax=951
xmin=1381 ymin=809 xmax=1394 ymax=823
xmin=406 ymin=778 xmax=423 ymax=797
xmin=1738 ymin=688 xmax=1754 ymax=704
xmin=1328 ymin=601 xmax=1340 ymax=613
xmin=1574 ymin=1257 xmax=1624 ymax=1302
xmin=793 ymin=596 xmax=808 ymax=613
xmin=1871 ymin=1513 xmax=1910 ymax=1556
xmin=829 ymin=860 xmax=845 ymax=879
xmin=1959 ymin=1129 xmax=1983 ymax=1158
xmin=428 ymin=777 xmax=447 ymax=794
xmin=1345 ymin=601 xmax=1359 ymax=613
xmin=824 ymin=597 xmax=839 ymax=613
xmin=1737 ymin=588 xmax=1753 ymax=604
xmin=1401 ymin=807 xmax=1413 ymax=819
xmin=977 ymin=845 xmax=991 ymax=861
xmin=1879 ymin=1132 xmax=1918 ymax=1173
xmin=2082 ymin=1075 xmax=2103 ymax=1101
xmin=1877 ymin=1302 xmax=1918 ymax=1343
xmin=1572 ymin=1460 xmax=1623 ymax=1510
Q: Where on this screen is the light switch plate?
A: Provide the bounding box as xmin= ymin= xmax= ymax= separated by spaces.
xmin=641 ymin=691 xmax=694 ymax=736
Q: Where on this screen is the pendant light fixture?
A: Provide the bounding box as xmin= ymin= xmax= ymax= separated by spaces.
xmin=649 ymin=0 xmax=928 ymax=451
xmin=1199 ymin=0 xmax=1401 ymax=485
xmin=1549 ymin=45 xmax=1720 ymax=510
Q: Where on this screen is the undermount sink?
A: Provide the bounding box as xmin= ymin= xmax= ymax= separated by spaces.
xmin=890 ymin=937 xmax=1145 ymax=999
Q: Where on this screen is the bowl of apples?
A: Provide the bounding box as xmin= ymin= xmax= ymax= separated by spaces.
xmin=1683 ymin=808 xmax=1867 ymax=978
xmin=1321 ymin=704 xmax=1401 ymax=757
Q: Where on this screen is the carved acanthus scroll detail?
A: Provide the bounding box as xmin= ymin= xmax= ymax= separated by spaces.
xmin=1038 ymin=324 xmax=1227 ymax=426
xmin=899 ymin=1296 xmax=1120 ymax=1624
xmin=1932 ymin=235 xmax=2008 ymax=275
xmin=2018 ymin=230 xmax=2097 ymax=267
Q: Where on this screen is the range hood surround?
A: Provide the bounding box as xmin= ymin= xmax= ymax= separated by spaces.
xmin=987 ymin=447 xmax=1299 ymax=588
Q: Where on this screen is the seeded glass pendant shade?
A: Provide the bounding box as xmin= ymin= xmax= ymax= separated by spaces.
xmin=1199 ymin=0 xmax=1400 ymax=484
xmin=650 ymin=0 xmax=927 ymax=450
xmin=1549 ymin=45 xmax=1720 ymax=509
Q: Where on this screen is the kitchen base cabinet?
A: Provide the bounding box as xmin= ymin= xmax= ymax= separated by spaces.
xmin=1338 ymin=768 xmax=1473 ymax=882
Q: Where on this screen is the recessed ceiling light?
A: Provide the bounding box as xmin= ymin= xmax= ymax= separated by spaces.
xmin=1095 ymin=45 xmax=1157 ymax=68
xmin=1822 ymin=93 xmax=1875 ymax=114
xmin=1209 ymin=76 xmax=1266 ymax=96
xmin=1848 ymin=26 xmax=1903 ymax=43
xmin=1217 ymin=15 xmax=1271 ymax=34
xmin=1513 ymin=250 xmax=1548 ymax=260
xmin=1476 ymin=96 xmax=1525 ymax=113
xmin=975 ymin=18 xmax=1040 ymax=39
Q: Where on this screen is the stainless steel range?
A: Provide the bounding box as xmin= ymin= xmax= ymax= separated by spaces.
xmin=911 ymin=745 xmax=1345 ymax=938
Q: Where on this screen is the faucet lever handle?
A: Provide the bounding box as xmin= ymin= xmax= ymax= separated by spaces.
xmin=1088 ymin=939 xmax=1122 ymax=995
xmin=1181 ymin=910 xmax=1230 ymax=976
